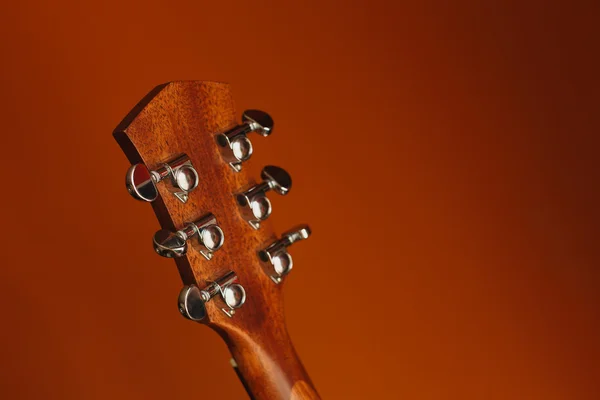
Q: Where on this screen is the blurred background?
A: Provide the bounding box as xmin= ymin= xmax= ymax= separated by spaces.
xmin=0 ymin=0 xmax=598 ymax=399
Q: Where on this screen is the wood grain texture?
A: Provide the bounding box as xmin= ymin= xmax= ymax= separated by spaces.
xmin=113 ymin=81 xmax=320 ymax=400
xmin=291 ymin=381 xmax=321 ymax=400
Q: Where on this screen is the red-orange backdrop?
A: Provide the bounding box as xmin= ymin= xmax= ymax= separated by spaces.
xmin=0 ymin=1 xmax=598 ymax=399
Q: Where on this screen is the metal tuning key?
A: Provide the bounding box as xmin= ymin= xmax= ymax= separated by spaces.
xmin=178 ymin=271 xmax=247 ymax=320
xmin=216 ymin=110 xmax=274 ymax=171
xmin=236 ymin=165 xmax=292 ymax=230
xmin=259 ymin=225 xmax=311 ymax=284
xmin=153 ymin=213 xmax=224 ymax=260
xmin=126 ymin=154 xmax=199 ymax=203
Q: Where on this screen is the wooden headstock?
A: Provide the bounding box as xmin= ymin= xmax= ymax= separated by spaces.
xmin=113 ymin=81 xmax=319 ymax=400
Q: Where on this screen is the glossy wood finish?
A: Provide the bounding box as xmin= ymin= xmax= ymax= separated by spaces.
xmin=113 ymin=81 xmax=319 ymax=400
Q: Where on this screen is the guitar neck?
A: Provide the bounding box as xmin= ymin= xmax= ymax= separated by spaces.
xmin=225 ymin=321 xmax=319 ymax=399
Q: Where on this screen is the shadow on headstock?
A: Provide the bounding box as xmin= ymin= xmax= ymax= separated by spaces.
xmin=113 ymin=81 xmax=308 ymax=339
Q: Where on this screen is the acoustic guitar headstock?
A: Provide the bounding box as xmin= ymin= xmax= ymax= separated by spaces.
xmin=113 ymin=81 xmax=311 ymax=337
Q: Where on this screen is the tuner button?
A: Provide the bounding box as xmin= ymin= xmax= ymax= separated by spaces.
xmin=124 ymin=154 xmax=198 ymax=204
xmin=283 ymin=224 xmax=312 ymax=244
xmin=153 ymin=229 xmax=188 ymax=258
xmin=242 ymin=110 xmax=274 ymax=137
xmin=178 ymin=285 xmax=208 ymax=321
xmin=261 ymin=165 xmax=292 ymax=195
xmin=217 ymin=109 xmax=274 ymax=172
xmin=173 ymin=165 xmax=199 ymax=193
xmin=126 ymin=163 xmax=159 ymax=202
xmin=199 ymin=224 xmax=225 ymax=252
xmin=235 ymin=166 xmax=292 ymax=229
xmin=261 ymin=251 xmax=293 ymax=279
xmin=178 ymin=271 xmax=246 ymax=322
xmin=185 ymin=214 xmax=225 ymax=260
xmin=259 ymin=224 xmax=312 ymax=284
xmin=229 ymin=136 xmax=253 ymax=166
xmin=222 ymin=283 xmax=247 ymax=311
xmin=153 ymin=214 xmax=224 ymax=260
xmin=293 ymin=226 xmax=312 ymax=241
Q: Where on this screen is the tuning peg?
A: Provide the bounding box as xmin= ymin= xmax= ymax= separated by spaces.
xmin=216 ymin=110 xmax=274 ymax=171
xmin=235 ymin=165 xmax=292 ymax=230
xmin=126 ymin=154 xmax=199 ymax=203
xmin=153 ymin=213 xmax=224 ymax=260
xmin=178 ymin=271 xmax=247 ymax=321
xmin=259 ymin=225 xmax=311 ymax=284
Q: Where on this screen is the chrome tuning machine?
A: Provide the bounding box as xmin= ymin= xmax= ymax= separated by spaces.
xmin=259 ymin=225 xmax=311 ymax=284
xmin=216 ymin=110 xmax=273 ymax=171
xmin=235 ymin=165 xmax=292 ymax=230
xmin=126 ymin=154 xmax=198 ymax=203
xmin=178 ymin=271 xmax=247 ymax=320
xmin=153 ymin=213 xmax=224 ymax=260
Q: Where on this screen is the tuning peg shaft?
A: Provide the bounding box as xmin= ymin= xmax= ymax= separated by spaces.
xmin=216 ymin=110 xmax=273 ymax=171
xmin=126 ymin=154 xmax=198 ymax=203
xmin=259 ymin=225 xmax=311 ymax=284
xmin=153 ymin=213 xmax=224 ymax=259
xmin=178 ymin=271 xmax=246 ymax=321
xmin=235 ymin=166 xmax=292 ymax=230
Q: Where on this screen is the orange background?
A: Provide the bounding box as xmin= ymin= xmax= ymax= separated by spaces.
xmin=0 ymin=1 xmax=598 ymax=399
